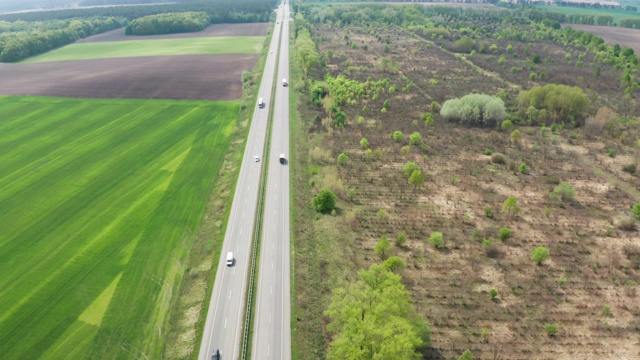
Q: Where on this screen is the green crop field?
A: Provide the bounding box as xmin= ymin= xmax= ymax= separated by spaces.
xmin=535 ymin=5 xmax=640 ymax=22
xmin=21 ymin=36 xmax=264 ymax=63
xmin=0 ymin=96 xmax=237 ymax=359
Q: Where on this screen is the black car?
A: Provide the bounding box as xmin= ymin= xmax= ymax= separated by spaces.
xmin=212 ymin=349 xmax=221 ymax=360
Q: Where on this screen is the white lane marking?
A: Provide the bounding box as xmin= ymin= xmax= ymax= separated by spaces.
xmin=229 ymin=291 xmax=233 ymax=300
xmin=270 ymin=286 xmax=273 ymax=295
xmin=240 ymin=228 xmax=243 ymax=235
xmin=224 ymin=317 xmax=228 ymax=329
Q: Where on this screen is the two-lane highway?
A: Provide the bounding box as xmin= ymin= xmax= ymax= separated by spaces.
xmin=251 ymin=2 xmax=291 ymax=359
xmin=198 ymin=4 xmax=286 ymax=360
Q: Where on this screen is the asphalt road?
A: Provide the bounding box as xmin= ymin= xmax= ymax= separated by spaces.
xmin=198 ymin=4 xmax=285 ymax=360
xmin=251 ymin=1 xmax=291 ymax=359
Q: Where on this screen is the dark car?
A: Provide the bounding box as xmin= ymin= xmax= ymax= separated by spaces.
xmin=212 ymin=349 xmax=221 ymax=360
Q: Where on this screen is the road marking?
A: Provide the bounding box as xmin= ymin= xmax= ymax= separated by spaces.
xmin=270 ymin=286 xmax=273 ymax=295
xmin=242 ymin=212 xmax=245 ymax=219
xmin=229 ymin=291 xmax=233 ymax=300
xmin=224 ymin=317 xmax=228 ymax=329
xmin=240 ymin=228 xmax=243 ymax=235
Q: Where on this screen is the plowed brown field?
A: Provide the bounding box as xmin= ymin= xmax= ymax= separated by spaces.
xmin=0 ymin=54 xmax=257 ymax=100
xmin=77 ymin=23 xmax=268 ymax=43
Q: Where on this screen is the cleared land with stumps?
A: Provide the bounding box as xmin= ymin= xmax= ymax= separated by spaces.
xmin=0 ymin=96 xmax=237 ymax=359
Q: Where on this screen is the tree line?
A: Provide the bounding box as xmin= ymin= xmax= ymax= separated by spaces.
xmin=125 ymin=12 xmax=209 ymax=36
xmin=0 ymin=0 xmax=277 ymax=22
xmin=0 ymin=17 xmax=124 ymax=62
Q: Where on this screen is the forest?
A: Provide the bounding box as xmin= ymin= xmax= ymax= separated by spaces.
xmin=0 ymin=17 xmax=124 ymax=62
xmin=125 ymin=12 xmax=210 ymax=36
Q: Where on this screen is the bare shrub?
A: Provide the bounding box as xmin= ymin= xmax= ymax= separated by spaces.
xmin=623 ymin=244 xmax=640 ymax=269
xmin=585 ymin=106 xmax=616 ymax=138
xmin=492 ymin=153 xmax=507 ymax=164
xmin=618 ymin=217 xmax=637 ymax=232
xmin=310 ymin=146 xmax=333 ymax=164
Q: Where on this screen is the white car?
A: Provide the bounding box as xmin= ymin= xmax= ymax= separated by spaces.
xmin=254 ymin=155 xmax=260 ymax=162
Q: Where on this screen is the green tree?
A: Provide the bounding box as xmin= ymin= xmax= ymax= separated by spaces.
xmin=403 ymin=162 xmax=420 ymax=178
xmin=422 ymin=112 xmax=434 ymax=126
xmin=382 ymin=256 xmax=406 ymax=273
xmin=510 ymin=129 xmax=522 ymax=147
xmin=391 ymin=232 xmax=405 ymax=248
xmin=501 ymin=119 xmax=513 ymax=132
xmin=408 ymin=170 xmax=424 ymax=188
xmin=458 ymin=350 xmax=473 ymax=360
xmin=393 ymin=131 xmax=404 ymax=143
xmin=429 ymin=231 xmax=444 ymax=249
xmin=498 ymin=227 xmax=512 ymax=241
xmin=360 ymin=137 xmax=369 ymax=149
xmin=531 ymin=246 xmax=550 ymax=265
xmin=503 ymin=196 xmax=520 ymax=219
xmin=375 ymin=236 xmax=392 ymax=260
xmin=409 ymin=132 xmax=423 ymax=146
xmin=531 ymin=54 xmax=541 ymax=64
xmin=519 ymin=163 xmax=527 ymax=174
xmin=313 ymin=189 xmax=336 ymax=214
xmin=551 ymin=182 xmax=576 ymax=204
xmin=632 ymin=203 xmax=640 ymax=220
xmin=325 ymin=264 xmax=428 ymax=359
xmin=337 ymin=153 xmax=348 ymax=166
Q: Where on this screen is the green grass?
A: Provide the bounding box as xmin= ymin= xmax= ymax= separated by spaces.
xmin=0 ymin=95 xmax=238 ymax=359
xmin=21 ymin=36 xmax=264 ymax=63
xmin=535 ymin=5 xmax=640 ymax=22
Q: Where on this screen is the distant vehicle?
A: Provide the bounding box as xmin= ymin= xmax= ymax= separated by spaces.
xmin=258 ymin=98 xmax=265 ymax=108
xmin=254 ymin=155 xmax=260 ymax=162
xmin=212 ymin=349 xmax=221 ymax=360
xmin=226 ymin=252 xmax=234 ymax=266
xmin=279 ymin=154 xmax=285 ymax=164
xmin=282 ymin=78 xmax=287 ymax=87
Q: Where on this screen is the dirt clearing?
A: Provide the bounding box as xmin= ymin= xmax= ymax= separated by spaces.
xmin=78 ymin=23 xmax=269 ymax=43
xmin=0 ymin=54 xmax=257 ymax=100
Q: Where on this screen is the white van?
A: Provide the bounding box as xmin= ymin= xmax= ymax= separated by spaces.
xmin=282 ymin=78 xmax=288 ymax=87
xmin=258 ymin=98 xmax=265 ymax=108
xmin=226 ymin=252 xmax=234 ymax=266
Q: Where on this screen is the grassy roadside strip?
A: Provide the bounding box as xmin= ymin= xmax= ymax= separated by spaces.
xmin=241 ymin=18 xmax=283 ymax=360
xmin=163 ymin=21 xmax=276 ymax=360
xmin=288 ymin=22 xmax=328 ymax=360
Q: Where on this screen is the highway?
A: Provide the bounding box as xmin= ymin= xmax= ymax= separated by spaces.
xmin=251 ymin=1 xmax=291 ymax=359
xmin=198 ymin=4 xmax=286 ymax=360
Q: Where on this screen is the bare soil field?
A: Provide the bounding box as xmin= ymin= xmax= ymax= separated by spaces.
xmin=77 ymin=23 xmax=269 ymax=43
xmin=562 ymin=24 xmax=640 ymax=54
xmin=0 ymin=54 xmax=256 ymax=100
xmin=293 ymin=20 xmax=640 ymax=360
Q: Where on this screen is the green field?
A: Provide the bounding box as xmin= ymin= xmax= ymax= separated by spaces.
xmin=535 ymin=5 xmax=640 ymax=22
xmin=0 ymin=96 xmax=237 ymax=359
xmin=21 ymin=36 xmax=264 ymax=63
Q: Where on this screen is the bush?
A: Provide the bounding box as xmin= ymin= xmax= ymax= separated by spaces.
xmin=484 ymin=206 xmax=494 ymax=219
xmin=491 ymin=153 xmax=507 ymax=164
xmin=313 ymin=189 xmax=336 ymax=213
xmin=517 ymin=84 xmax=589 ymax=123
xmin=337 ymin=153 xmax=348 ymax=166
xmin=484 ymin=148 xmax=493 ymax=156
xmin=551 ymin=182 xmax=576 ymax=204
xmin=375 ymin=236 xmax=392 ymax=260
xmin=382 ymin=256 xmax=406 ymax=272
xmin=403 ymin=162 xmax=420 ymax=178
xmin=544 ymin=323 xmax=559 ymax=336
xmin=501 ymin=119 xmax=513 ymax=132
xmin=396 ymin=231 xmax=407 ymax=247
xmin=409 ymin=132 xmax=423 ymax=145
xmin=489 ymin=289 xmax=498 ymax=299
xmin=429 ymin=231 xmax=444 ymax=249
xmin=498 ymin=227 xmax=512 ymax=241
xmin=632 ymin=203 xmax=640 ymax=220
xmin=519 ymin=163 xmax=527 ymax=174
xmin=440 ymin=94 xmax=507 ymax=126
xmin=531 ymin=246 xmax=550 ymax=265
xmin=360 ymin=138 xmax=369 ymax=149
xmin=623 ymin=164 xmax=637 ymax=174
xmin=392 ymin=131 xmax=404 ymax=142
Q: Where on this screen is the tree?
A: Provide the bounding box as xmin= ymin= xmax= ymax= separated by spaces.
xmin=551 ymin=182 xmax=576 ymax=204
xmin=503 ymin=196 xmax=520 ymax=219
xmin=360 ymin=137 xmax=369 ymax=149
xmin=409 ymin=132 xmax=423 ymax=146
xmin=408 ymin=170 xmax=424 ymax=189
xmin=392 ymin=131 xmax=404 ymax=143
xmin=531 ymin=54 xmax=541 ymax=63
xmin=396 ymin=231 xmax=407 ymax=247
xmin=429 ymin=231 xmax=444 ymax=249
xmin=501 ymin=119 xmax=513 ymax=132
xmin=325 ymin=264 xmax=428 ymax=359
xmin=519 ymin=163 xmax=527 ymax=174
xmin=440 ymin=94 xmax=507 ymax=126
xmin=422 ymin=112 xmax=434 ymax=126
xmin=458 ymin=350 xmax=473 ymax=360
xmin=632 ymin=203 xmax=640 ymax=220
xmin=337 ymin=153 xmax=348 ymax=166
xmin=375 ymin=236 xmax=392 ymax=259
xmin=382 ymin=256 xmax=406 ymax=273
xmin=510 ymin=129 xmax=522 ymax=147
xmin=498 ymin=227 xmax=512 ymax=241
xmin=531 ymin=246 xmax=550 ymax=265
xmin=403 ymin=162 xmax=420 ymax=178
xmin=313 ymin=189 xmax=336 ymax=214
